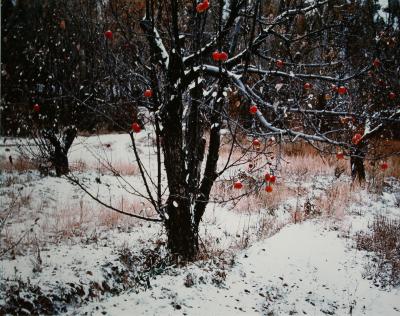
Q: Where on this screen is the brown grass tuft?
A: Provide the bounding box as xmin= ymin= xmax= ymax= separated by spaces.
xmin=70 ymin=159 xmax=140 ymax=176
xmin=356 ymin=215 xmax=400 ymax=287
xmin=0 ymin=156 xmax=37 ymax=173
xmin=313 ymin=181 xmax=362 ymax=218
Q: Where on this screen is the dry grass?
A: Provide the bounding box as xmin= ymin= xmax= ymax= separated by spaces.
xmin=281 ymin=141 xmax=327 ymax=157
xmin=235 ymin=183 xmax=292 ymax=213
xmin=1 ymin=155 xmax=142 ymax=178
xmin=214 ymin=139 xmax=345 ymax=215
xmin=0 ymin=196 xmax=156 ymax=257
xmin=69 ymin=159 xmax=88 ymax=173
xmin=111 ymin=162 xmax=140 ymax=176
xmin=356 ymin=215 xmax=400 ymax=287
xmin=211 ymin=177 xmax=292 ymax=213
xmin=0 ymin=156 xmax=37 ymax=173
xmin=280 ymin=153 xmax=343 ymax=179
xmin=313 ymin=181 xmax=362 ymax=218
xmin=46 ymin=199 xmax=155 ymax=239
xmin=70 ymin=159 xmax=140 ymax=176
xmin=211 ymin=139 xmax=372 ymax=251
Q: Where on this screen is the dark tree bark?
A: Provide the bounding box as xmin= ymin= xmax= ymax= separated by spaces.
xmin=53 ymin=148 xmax=69 ymax=177
xmin=46 ymin=127 xmax=77 ymax=177
xmin=350 ymin=146 xmax=366 ymax=182
xmin=160 ymin=47 xmax=199 ymax=260
xmin=165 ymin=200 xmax=198 ymax=260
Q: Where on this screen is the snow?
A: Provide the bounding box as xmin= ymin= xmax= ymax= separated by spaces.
xmin=77 ymin=220 xmax=400 ymax=316
xmin=153 ymin=28 xmax=169 ymax=68
xmin=188 ymin=78 xmax=204 ymax=90
xmin=376 ymin=0 xmax=389 ymax=22
xmin=222 ymin=0 xmax=230 ymax=21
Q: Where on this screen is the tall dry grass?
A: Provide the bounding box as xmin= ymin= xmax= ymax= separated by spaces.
xmin=0 ymin=156 xmax=37 ymax=173
xmin=313 ymin=181 xmax=362 ymax=219
xmin=356 ymin=215 xmax=400 ymax=287
xmin=69 ymin=159 xmax=140 ymax=176
xmin=0 ymin=196 xmax=156 ymax=257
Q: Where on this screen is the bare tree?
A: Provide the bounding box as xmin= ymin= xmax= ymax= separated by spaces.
xmin=1 ymin=0 xmax=111 ymax=176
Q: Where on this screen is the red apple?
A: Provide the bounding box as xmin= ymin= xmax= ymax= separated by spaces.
xmin=196 ymin=0 xmax=209 ymax=13
xmin=373 ymin=58 xmax=381 ymax=68
xmin=276 ymin=59 xmax=284 ymax=68
xmin=352 ymin=133 xmax=362 ymax=145
xmin=336 ymin=152 xmax=344 ymax=160
xmin=380 ymin=162 xmax=388 ymax=171
xmin=388 ymin=92 xmax=396 ymax=100
xmin=265 ymin=173 xmax=271 ymax=182
xmin=196 ymin=2 xmax=204 ymax=13
xmin=338 ymin=86 xmax=347 ymax=95
xmin=249 ymin=105 xmax=258 ymax=114
xmin=104 ymin=30 xmax=113 ymax=40
xmin=304 ymin=82 xmax=312 ymax=90
xmin=252 ymin=138 xmax=261 ymax=148
xmin=33 ymin=103 xmax=40 ymax=112
xmin=212 ymin=51 xmax=220 ymax=61
xmin=219 ymin=51 xmax=228 ymax=61
xmin=269 ymin=175 xmax=276 ymax=183
xmin=265 ymin=185 xmax=273 ymax=193
xmin=144 ymin=89 xmax=153 ymax=98
xmin=233 ymin=180 xmax=243 ymax=189
xmin=131 ymin=122 xmax=141 ymax=133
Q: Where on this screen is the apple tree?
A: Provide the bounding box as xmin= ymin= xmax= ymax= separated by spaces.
xmin=66 ymin=0 xmax=399 ymax=260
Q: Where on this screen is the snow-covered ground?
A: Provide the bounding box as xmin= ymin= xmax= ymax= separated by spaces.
xmin=0 ymin=134 xmax=399 ymax=315
xmin=78 ymin=220 xmax=400 ymax=316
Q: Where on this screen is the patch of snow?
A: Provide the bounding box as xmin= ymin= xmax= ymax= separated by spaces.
xmin=153 ymin=28 xmax=169 ymax=68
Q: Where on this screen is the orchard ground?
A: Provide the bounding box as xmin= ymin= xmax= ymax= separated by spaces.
xmin=0 ymin=132 xmax=399 ymax=315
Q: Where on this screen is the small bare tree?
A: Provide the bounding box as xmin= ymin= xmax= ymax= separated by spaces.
xmin=1 ymin=0 xmax=110 ymax=176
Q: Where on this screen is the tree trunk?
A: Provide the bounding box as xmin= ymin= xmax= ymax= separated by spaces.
xmin=46 ymin=128 xmax=76 ymax=177
xmin=350 ymin=148 xmax=366 ymax=182
xmin=165 ymin=201 xmax=198 ymax=261
xmin=53 ymin=149 xmax=69 ymax=177
xmin=155 ymin=46 xmax=200 ymax=260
